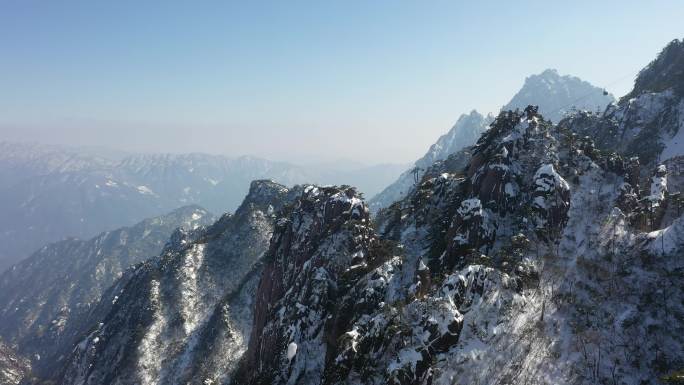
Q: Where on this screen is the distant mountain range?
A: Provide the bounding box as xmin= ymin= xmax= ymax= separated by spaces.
xmin=0 ymin=143 xmax=406 ymax=271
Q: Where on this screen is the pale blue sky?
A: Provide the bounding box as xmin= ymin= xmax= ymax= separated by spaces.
xmin=0 ymin=1 xmax=682 ymax=164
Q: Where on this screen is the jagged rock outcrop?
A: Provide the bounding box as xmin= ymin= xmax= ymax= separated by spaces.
xmin=623 ymin=39 xmax=684 ymax=100
xmin=0 ymin=205 xmax=213 ymax=379
xmin=369 ymin=111 xmax=492 ymax=213
xmin=58 ymin=180 xmax=299 ymax=385
xmin=374 ymin=109 xmax=681 ymax=384
xmin=235 ymin=111 xmax=553 ymax=384
xmin=414 ymin=41 xmax=684 ymax=385
xmin=235 ymin=185 xmax=397 ymax=384
xmin=530 ymin=164 xmax=571 ymax=235
xmin=0 ymin=339 xmax=30 ymax=385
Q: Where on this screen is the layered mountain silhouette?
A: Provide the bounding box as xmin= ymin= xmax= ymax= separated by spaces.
xmin=3 ymin=38 xmax=683 ymax=385
xmin=0 ymin=145 xmax=405 ymax=271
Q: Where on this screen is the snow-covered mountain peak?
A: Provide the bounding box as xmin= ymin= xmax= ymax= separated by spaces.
xmin=525 ymin=68 xmax=590 ymax=90
xmin=504 ymin=68 xmax=615 ymax=123
xmin=538 ymin=68 xmax=560 ymax=77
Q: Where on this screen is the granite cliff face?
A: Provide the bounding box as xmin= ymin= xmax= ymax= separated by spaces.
xmin=235 ymin=185 xmax=389 ymax=384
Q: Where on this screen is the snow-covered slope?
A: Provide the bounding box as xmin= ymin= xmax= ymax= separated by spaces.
xmin=0 ymin=339 xmax=30 ymax=385
xmin=58 ymin=180 xmax=299 ymax=385
xmin=371 ymin=108 xmax=684 ymax=384
xmin=504 ymin=68 xmax=615 ymax=123
xmin=0 ymin=206 xmax=213 ymax=379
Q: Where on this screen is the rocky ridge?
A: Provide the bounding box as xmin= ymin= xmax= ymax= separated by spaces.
xmin=58 ymin=180 xmax=299 ymax=385
xmin=0 ymin=205 xmax=213 ymax=379
xmin=235 ymin=105 xmax=683 ymax=384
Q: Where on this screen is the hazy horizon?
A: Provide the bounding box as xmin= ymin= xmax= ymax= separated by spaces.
xmin=0 ymin=138 xmax=413 ymax=170
xmin=1 ymin=1 xmax=682 ymax=164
